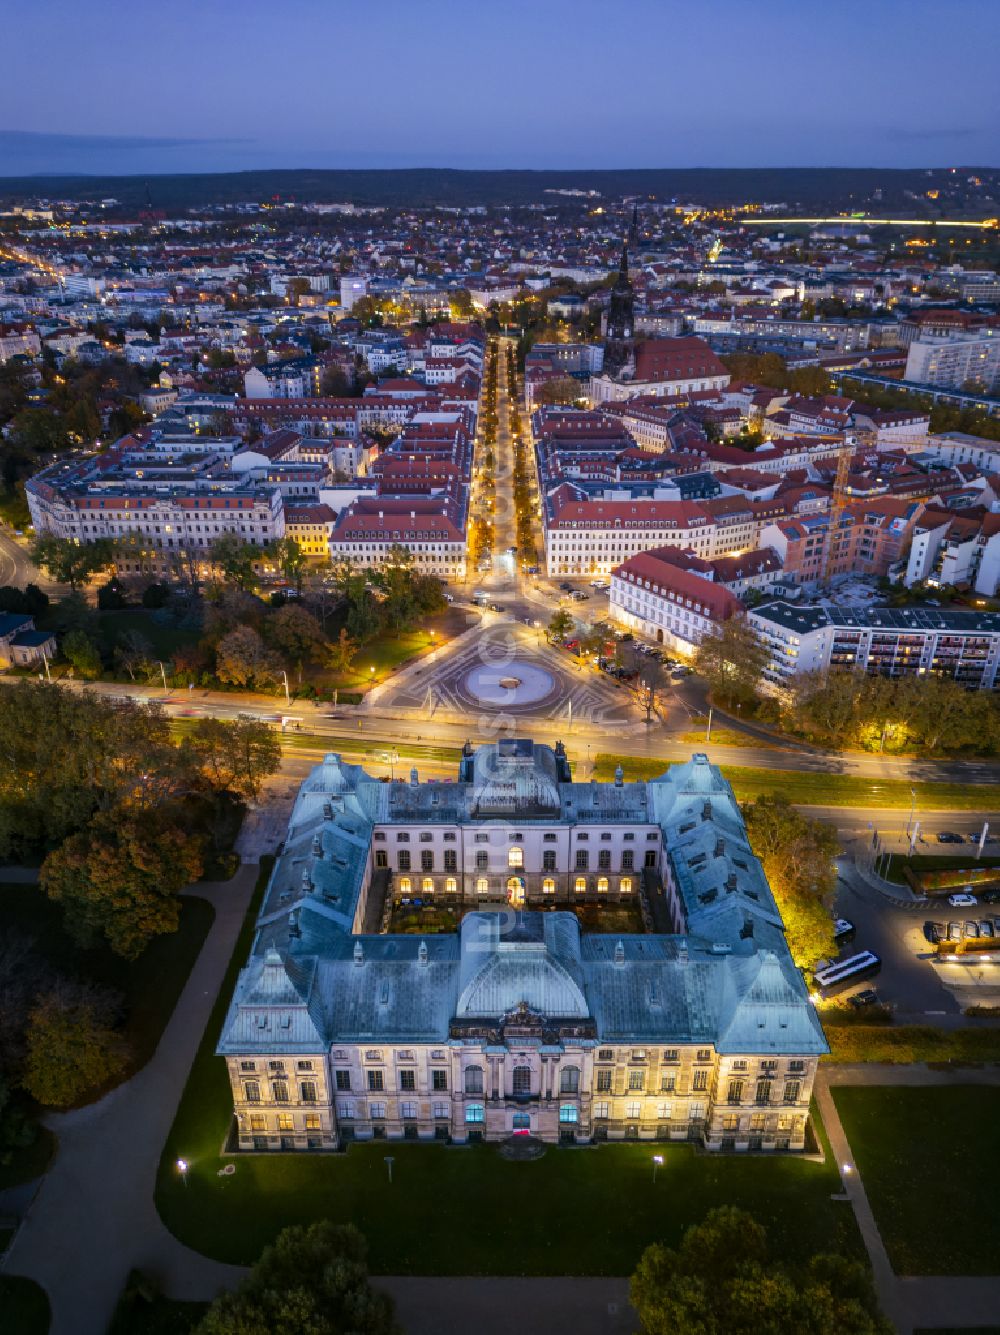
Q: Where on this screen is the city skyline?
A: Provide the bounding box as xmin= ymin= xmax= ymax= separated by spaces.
xmin=3 ymin=0 xmax=999 ymax=176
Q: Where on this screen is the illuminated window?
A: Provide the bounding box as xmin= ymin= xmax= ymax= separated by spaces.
xmin=465 ymin=1103 xmax=485 ymax=1124
xmin=476 ymin=877 xmax=489 ymax=894
xmin=597 ymin=876 xmax=609 ymax=894
xmin=421 ymin=877 xmax=434 ymax=894
xmin=542 ymin=877 xmax=555 ymax=895
xmin=574 ymin=876 xmax=586 ymax=893
xmin=445 ymin=877 xmax=457 ymax=893
xmin=620 ymin=877 xmax=632 ymax=893
xmin=626 ymin=1100 xmax=641 ymax=1119
xmin=558 ymin=1104 xmax=578 ymax=1124
xmin=398 ymin=877 xmax=411 ymax=894
xmin=508 ymin=845 xmax=523 ymax=869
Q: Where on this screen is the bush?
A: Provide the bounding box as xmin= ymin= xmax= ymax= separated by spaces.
xmin=141 ymin=582 xmax=171 ymax=609
xmin=97 ymin=579 xmax=128 ymax=610
xmin=824 ymin=1024 xmax=1000 ymax=1064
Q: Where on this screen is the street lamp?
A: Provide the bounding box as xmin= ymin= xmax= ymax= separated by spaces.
xmin=907 ymin=787 xmax=916 ymax=838
xmin=652 ymin=1153 xmax=664 ymax=1184
xmin=384 ymin=1155 xmax=395 ymax=1184
xmin=177 ymin=1157 xmax=189 ymax=1187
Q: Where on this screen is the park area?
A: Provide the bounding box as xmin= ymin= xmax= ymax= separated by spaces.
xmin=833 ymin=1085 xmax=1000 ymax=1275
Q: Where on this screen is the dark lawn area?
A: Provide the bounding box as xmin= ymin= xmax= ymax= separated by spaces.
xmin=108 ymin=1273 xmax=207 ymax=1335
xmin=0 ymin=1274 xmax=50 ymax=1335
xmin=0 ymin=884 xmax=214 ymax=1087
xmin=157 ymin=856 xmax=863 ymax=1275
xmin=833 ymin=1085 xmax=1000 ymax=1276
xmin=313 ymin=605 xmax=474 ymax=692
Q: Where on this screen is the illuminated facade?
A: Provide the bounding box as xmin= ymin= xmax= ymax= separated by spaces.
xmin=218 ymin=742 xmax=827 ymax=1153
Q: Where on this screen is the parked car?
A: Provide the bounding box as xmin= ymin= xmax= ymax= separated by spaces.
xmin=923 ymin=921 xmax=944 ymax=943
xmin=848 ymin=989 xmax=881 ymax=1009
xmin=964 ymin=920 xmax=980 ymax=939
xmin=947 ymin=921 xmax=963 ymax=941
xmin=979 ymin=920 xmax=994 ymax=939
xmin=937 ymin=831 xmax=964 ymax=844
xmin=949 ymin=891 xmax=979 ymax=907
xmin=983 ymin=890 xmax=1000 ymax=904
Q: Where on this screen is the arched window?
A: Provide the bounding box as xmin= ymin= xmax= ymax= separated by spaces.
xmin=574 ymin=876 xmax=587 ymax=893
xmin=560 ymin=1066 xmax=580 ymax=1093
xmin=421 ymin=877 xmax=434 ymax=894
xmin=464 ymin=1066 xmax=484 ymax=1094
xmin=620 ymin=877 xmax=633 ymax=894
xmin=398 ymin=877 xmax=411 ymax=894
xmin=597 ymin=876 xmax=609 ymax=894
xmin=476 ymin=877 xmax=489 ymax=895
xmin=445 ymin=876 xmax=457 ymax=893
xmin=542 ymin=877 xmax=556 ymax=895
xmin=513 ymin=1066 xmax=531 ymax=1095
xmin=508 ymin=845 xmax=523 ymax=870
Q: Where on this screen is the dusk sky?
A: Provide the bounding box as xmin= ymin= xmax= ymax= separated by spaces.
xmin=3 ymin=0 xmax=999 ymax=176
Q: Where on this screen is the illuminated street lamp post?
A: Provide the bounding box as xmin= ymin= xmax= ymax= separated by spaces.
xmin=384 ymin=1155 xmax=395 ymax=1184
xmin=177 ymin=1157 xmax=189 ymax=1187
xmin=652 ymin=1153 xmax=664 ymax=1184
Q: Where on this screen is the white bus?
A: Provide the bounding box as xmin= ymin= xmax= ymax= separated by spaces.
xmin=812 ymin=950 xmax=881 ymax=996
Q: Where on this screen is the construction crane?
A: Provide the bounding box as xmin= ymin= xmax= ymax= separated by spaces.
xmin=820 ymin=432 xmax=856 ymax=587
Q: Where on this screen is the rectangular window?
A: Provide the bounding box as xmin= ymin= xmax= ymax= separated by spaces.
xmin=240 ymin=1061 xmax=256 ymax=1072
xmin=367 ymin=1070 xmax=384 ymax=1092
xmin=272 ymin=1081 xmax=289 ymax=1103
xmin=542 ymin=850 xmax=556 ymax=871
xmin=421 ymin=850 xmax=433 ymax=872
xmin=465 ymin=1103 xmax=485 ymax=1124
xmin=696 ymin=1049 xmax=712 ymax=1063
xmin=433 ymin=1101 xmax=450 ymax=1120
xmin=594 ymin=1101 xmax=610 ymax=1120
xmin=444 ymin=850 xmax=457 ymax=872
xmin=370 ymin=1102 xmax=386 ymax=1120
xmin=575 ymin=850 xmax=589 ymax=871
xmin=244 ymin=1081 xmax=260 ymax=1103
xmin=432 ymin=1070 xmax=447 ymax=1091
xmin=300 ymin=1081 xmax=317 ymax=1103
xmin=728 ymin=1080 xmax=744 ymax=1104
xmin=656 ymin=1102 xmax=671 ymax=1120
xmin=693 ymin=1070 xmax=708 ymax=1092
xmin=304 ymin=1113 xmax=321 ymax=1131
xmin=755 ymin=1080 xmax=772 ymax=1106
xmin=621 ymin=850 xmax=634 ymax=870
xmin=297 ymin=1060 xmax=313 ymax=1071
xmin=783 ymin=1081 xmax=801 ymax=1104
xmin=559 ymin=1104 xmax=579 ymax=1124
xmin=397 ymin=850 xmax=411 ymax=871
xmin=338 ymin=1101 xmax=354 ymax=1120
xmin=722 ymin=1113 xmax=739 ymax=1132
xmin=598 ymin=849 xmax=611 ymax=870
xmin=475 ymin=851 xmax=488 ymax=871
xmin=628 ymin=1070 xmax=645 ymax=1091
xmin=626 ymin=1100 xmax=641 ymax=1119
xmin=399 ymin=1070 xmax=416 ymax=1091
xmin=596 ymin=1070 xmax=612 ymax=1092
xmin=277 ymin=1113 xmax=294 ymax=1132
xmin=249 ymin=1113 xmax=266 ymax=1132
xmin=598 ymin=1048 xmax=613 ymax=1061
xmin=400 ymin=1100 xmax=417 ymax=1119
xmin=335 ymin=1070 xmax=351 ymax=1091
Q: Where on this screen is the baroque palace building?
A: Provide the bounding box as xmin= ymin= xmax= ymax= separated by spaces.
xmin=219 ymin=740 xmax=827 ymax=1153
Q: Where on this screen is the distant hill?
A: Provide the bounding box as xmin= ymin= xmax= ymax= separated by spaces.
xmin=0 ymin=166 xmax=995 ymax=212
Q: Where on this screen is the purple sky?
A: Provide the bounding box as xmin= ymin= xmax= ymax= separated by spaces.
xmin=3 ymin=0 xmax=998 ymax=175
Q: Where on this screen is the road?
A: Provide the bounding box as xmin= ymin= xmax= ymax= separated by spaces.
xmin=0 ymin=525 xmax=68 ymax=596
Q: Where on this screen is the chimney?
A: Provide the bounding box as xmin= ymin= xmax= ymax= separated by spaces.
xmin=418 ymin=940 xmax=428 ymax=966
xmin=353 ymin=940 xmax=364 ymax=966
xmin=614 ymin=764 xmax=623 ymax=787
xmin=613 ymin=939 xmax=625 ymax=967
xmin=312 ymin=833 xmax=323 ymax=858
xmin=410 ymin=766 xmax=419 ymax=785
xmin=678 ymin=939 xmax=689 ymax=967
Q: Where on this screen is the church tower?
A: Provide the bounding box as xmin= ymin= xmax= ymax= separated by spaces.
xmin=628 ymin=203 xmax=640 ymax=251
xmin=603 ymin=242 xmax=635 ymax=377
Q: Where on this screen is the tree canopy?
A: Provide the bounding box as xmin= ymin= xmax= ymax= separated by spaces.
xmin=693 ymin=618 xmax=768 ymax=710
xmin=631 ymin=1206 xmax=891 ymax=1335
xmin=194 ymin=1221 xmax=398 ymax=1335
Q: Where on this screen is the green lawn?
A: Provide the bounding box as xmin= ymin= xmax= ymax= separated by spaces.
xmin=594 ymin=756 xmax=998 ymax=811
xmin=833 ymin=1085 xmax=1000 ymax=1275
xmin=156 ymin=861 xmax=862 ymax=1275
xmin=823 ymin=1023 xmax=1000 ymax=1064
xmin=0 ymin=1274 xmax=51 ymax=1335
